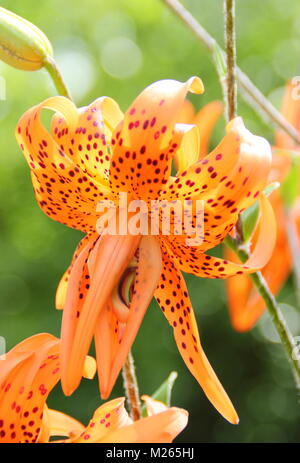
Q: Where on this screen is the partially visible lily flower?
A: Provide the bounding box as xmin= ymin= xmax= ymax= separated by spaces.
xmin=178 ymin=99 xmax=223 ymax=156
xmin=225 ymin=81 xmax=300 ymax=331
xmin=39 ymin=396 xmax=187 ymax=443
xmin=0 ymin=334 xmax=185 ymax=443
xmin=16 ymin=77 xmax=276 ymax=424
xmin=0 ymin=333 xmax=95 ymax=443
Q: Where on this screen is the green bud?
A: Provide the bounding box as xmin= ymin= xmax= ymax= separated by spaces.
xmin=0 ymin=7 xmax=53 ymax=71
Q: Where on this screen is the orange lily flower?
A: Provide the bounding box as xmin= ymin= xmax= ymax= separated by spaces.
xmin=225 ymin=81 xmax=300 ymax=331
xmin=39 ymin=396 xmax=187 ymax=443
xmin=0 ymin=333 xmax=95 ymax=443
xmin=0 ymin=334 xmax=186 ymax=443
xmin=16 ymin=77 xmax=275 ymax=424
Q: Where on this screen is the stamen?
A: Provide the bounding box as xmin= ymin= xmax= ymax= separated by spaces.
xmin=110 ymin=263 xmax=137 ymax=323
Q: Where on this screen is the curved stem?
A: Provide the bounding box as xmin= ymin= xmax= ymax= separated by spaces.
xmin=122 ymin=350 xmax=141 ymax=421
xmin=224 ymin=0 xmax=237 ymax=121
xmin=44 ymin=56 xmax=72 ymax=100
xmin=162 ymin=0 xmax=300 ymax=145
xmin=224 ymin=235 xmax=300 ymax=390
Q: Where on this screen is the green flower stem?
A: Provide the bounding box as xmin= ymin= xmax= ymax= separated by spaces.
xmin=162 ymin=0 xmax=300 ymax=145
xmin=122 ymin=350 xmax=142 ymax=421
xmin=224 ymin=235 xmax=300 ymax=390
xmin=44 ymin=55 xmax=72 ymax=100
xmin=224 ymin=0 xmax=237 ymax=122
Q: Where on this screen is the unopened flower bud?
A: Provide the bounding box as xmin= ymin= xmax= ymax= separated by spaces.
xmin=0 ymin=7 xmax=53 ymax=71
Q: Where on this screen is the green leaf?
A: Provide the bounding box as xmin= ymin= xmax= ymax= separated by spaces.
xmin=241 ymin=201 xmax=259 ymax=242
xmin=141 ymin=371 xmax=178 ymax=417
xmin=151 ymin=371 xmax=178 ymax=405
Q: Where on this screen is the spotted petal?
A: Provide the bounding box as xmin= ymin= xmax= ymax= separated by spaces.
xmin=70 ymin=398 xmax=131 ymax=443
xmin=51 ymin=96 xmax=123 ymax=184
xmin=0 ymin=333 xmax=60 ymax=443
xmin=100 ymin=406 xmax=188 ymax=443
xmin=161 ymin=117 xmax=272 ymax=253
xmin=154 ymin=245 xmax=238 ymax=424
xmin=16 ymin=97 xmax=114 ymax=233
xmin=164 ymin=194 xmax=276 ymax=279
xmin=109 ymin=77 xmax=204 ymax=200
xmin=38 ymin=406 xmax=85 ymax=442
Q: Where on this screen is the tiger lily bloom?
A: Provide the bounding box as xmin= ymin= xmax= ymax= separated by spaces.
xmin=0 ymin=333 xmax=95 ymax=443
xmin=16 ymin=76 xmax=276 ymax=424
xmin=225 ymin=81 xmax=300 ymax=331
xmin=0 ymin=334 xmax=186 ymax=443
xmin=39 ymin=396 xmax=188 ymax=443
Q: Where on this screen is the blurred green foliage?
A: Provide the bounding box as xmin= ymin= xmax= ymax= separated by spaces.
xmin=0 ymin=0 xmax=299 ymax=443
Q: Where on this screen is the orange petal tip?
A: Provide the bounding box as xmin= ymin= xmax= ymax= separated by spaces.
xmin=230 ymin=411 xmax=240 ymax=425
xmin=83 ymin=355 xmax=97 ymax=380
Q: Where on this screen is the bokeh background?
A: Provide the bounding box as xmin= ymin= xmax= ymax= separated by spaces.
xmin=0 ymin=0 xmax=300 ymax=443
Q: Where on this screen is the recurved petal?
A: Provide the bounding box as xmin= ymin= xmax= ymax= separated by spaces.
xmin=0 ymin=351 xmax=33 ymax=443
xmin=0 ymin=334 xmax=98 ymax=443
xmin=39 ymin=407 xmax=85 ymax=442
xmin=101 ymin=407 xmax=188 ymax=443
xmin=96 ymin=235 xmax=162 ymax=400
xmin=172 ymin=123 xmax=200 ymax=173
xmin=154 ymin=245 xmax=239 ymax=424
xmin=70 ymin=398 xmax=131 ymax=443
xmin=0 ymin=333 xmax=60 ymax=443
xmin=164 ymin=194 xmax=276 ymax=279
xmin=160 ymin=116 xmax=271 ymax=223
xmin=51 ymin=96 xmax=123 ymax=184
xmin=161 ymin=118 xmax=272 ymax=254
xmin=159 ymin=117 xmax=248 ymax=200
xmin=109 ymin=77 xmax=204 ymax=199
xmin=16 ymin=97 xmax=113 ymax=234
